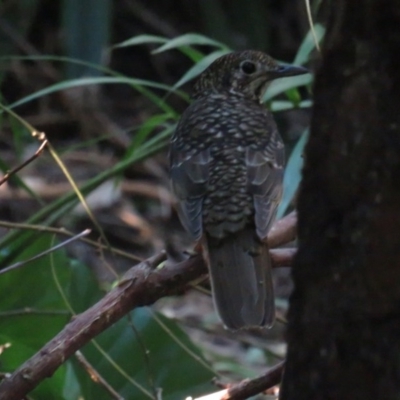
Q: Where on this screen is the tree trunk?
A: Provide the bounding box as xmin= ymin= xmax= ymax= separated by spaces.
xmin=280 ymin=1 xmax=400 ymax=399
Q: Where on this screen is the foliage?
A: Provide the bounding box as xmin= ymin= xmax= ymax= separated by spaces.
xmin=0 ymin=12 xmax=322 ymax=399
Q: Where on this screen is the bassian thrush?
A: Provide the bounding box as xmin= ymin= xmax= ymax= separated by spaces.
xmin=170 ymin=50 xmax=307 ymax=330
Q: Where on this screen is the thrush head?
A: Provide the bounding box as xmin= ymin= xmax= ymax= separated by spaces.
xmin=193 ymin=50 xmax=308 ymax=102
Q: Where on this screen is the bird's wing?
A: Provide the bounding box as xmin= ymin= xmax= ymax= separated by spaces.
xmin=246 ymin=140 xmax=284 ymax=240
xmin=170 ymin=136 xmax=210 ymax=241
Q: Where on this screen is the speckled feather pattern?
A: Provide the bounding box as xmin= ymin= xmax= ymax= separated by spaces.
xmin=171 ymin=91 xmax=284 ymax=239
xmin=169 ymin=50 xmax=304 ymax=329
xmin=193 ymin=50 xmax=281 ymax=101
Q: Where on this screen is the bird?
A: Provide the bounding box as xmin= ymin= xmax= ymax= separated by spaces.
xmin=169 ymin=50 xmax=308 ymax=330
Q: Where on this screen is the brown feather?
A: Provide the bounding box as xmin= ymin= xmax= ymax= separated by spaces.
xmin=203 ymin=227 xmax=274 ymax=330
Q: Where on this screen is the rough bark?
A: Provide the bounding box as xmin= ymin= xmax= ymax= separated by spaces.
xmin=280 ymin=1 xmax=400 ymax=399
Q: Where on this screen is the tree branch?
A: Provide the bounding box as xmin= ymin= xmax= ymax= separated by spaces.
xmin=266 ymin=211 xmax=297 ymax=248
xmin=0 ymin=214 xmax=296 ymax=400
xmin=189 ymin=361 xmax=284 ymax=400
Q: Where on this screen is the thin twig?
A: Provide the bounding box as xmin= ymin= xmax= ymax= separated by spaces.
xmin=149 ymin=308 xmax=218 ymax=376
xmin=0 ymin=215 xmax=296 ymax=400
xmin=305 ymin=0 xmax=321 ymax=51
xmin=0 ymin=221 xmax=142 ymax=262
xmin=0 ymin=229 xmax=91 ymax=276
xmin=126 ymin=313 xmax=159 ymax=399
xmin=90 ymin=338 xmax=154 ymax=398
xmin=270 ymin=248 xmax=296 ymax=268
xmin=0 ymin=308 xmax=70 ymax=317
xmin=75 ymin=351 xmax=124 ymax=400
xmin=51 ymin=247 xmax=154 ymax=398
xmin=0 ymin=252 xmax=181 ymax=399
xmin=0 ymin=140 xmax=47 ymax=186
xmin=46 ymin=139 xmax=119 ymax=279
xmin=224 ymin=361 xmax=284 ymax=399
xmin=266 ymin=211 xmax=297 ymax=248
xmin=186 ymin=361 xmax=284 ymax=400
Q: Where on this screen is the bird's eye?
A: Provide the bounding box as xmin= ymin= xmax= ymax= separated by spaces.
xmin=240 ymin=61 xmax=257 ymax=75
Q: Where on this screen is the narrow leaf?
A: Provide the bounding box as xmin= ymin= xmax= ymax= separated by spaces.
xmin=152 ymin=33 xmax=228 ymax=54
xmin=173 ymin=49 xmax=230 ymax=89
xmin=264 ymin=74 xmax=312 ymax=102
xmin=294 ymin=24 xmax=325 ymax=65
xmin=277 ymin=129 xmax=309 ymax=218
xmin=270 ymin=100 xmax=312 ymax=112
xmin=7 ymin=77 xmax=185 ymax=111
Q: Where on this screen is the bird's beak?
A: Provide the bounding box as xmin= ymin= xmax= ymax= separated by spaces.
xmin=269 ymin=64 xmax=309 ymax=79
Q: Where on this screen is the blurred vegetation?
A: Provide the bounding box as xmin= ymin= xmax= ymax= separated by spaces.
xmin=0 ymin=0 xmax=322 ymax=399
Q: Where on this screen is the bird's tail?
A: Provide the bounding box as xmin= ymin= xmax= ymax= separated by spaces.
xmin=203 ymin=227 xmax=275 ymax=330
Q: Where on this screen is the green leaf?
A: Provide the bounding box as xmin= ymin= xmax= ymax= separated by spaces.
xmin=67 ymin=259 xmax=102 ymax=314
xmin=113 ymin=34 xmax=205 ymax=62
xmin=2 ymin=55 xmax=179 ymax=113
xmin=284 ymin=88 xmax=302 ymax=106
xmin=264 ymin=73 xmax=312 ymax=102
xmin=294 ymin=23 xmax=325 ymax=65
xmin=125 ymin=113 xmax=174 ymax=159
xmin=0 ymin=116 xmax=171 ymax=259
xmin=173 ymin=49 xmax=231 ymax=89
xmin=152 ymin=33 xmax=228 ymax=54
xmin=7 ymin=76 xmax=185 ymax=111
xmin=177 ymin=46 xmax=205 ymax=63
xmin=277 ymin=129 xmax=309 ymax=218
xmin=63 ymin=361 xmax=82 ymax=400
xmin=270 ymin=99 xmax=312 ymax=112
xmin=67 ymin=262 xmax=214 ymax=400
xmin=0 ymin=233 xmax=73 ymax=398
xmin=0 ymin=54 xmax=123 ymax=78
xmin=73 ymin=310 xmax=214 ymax=400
